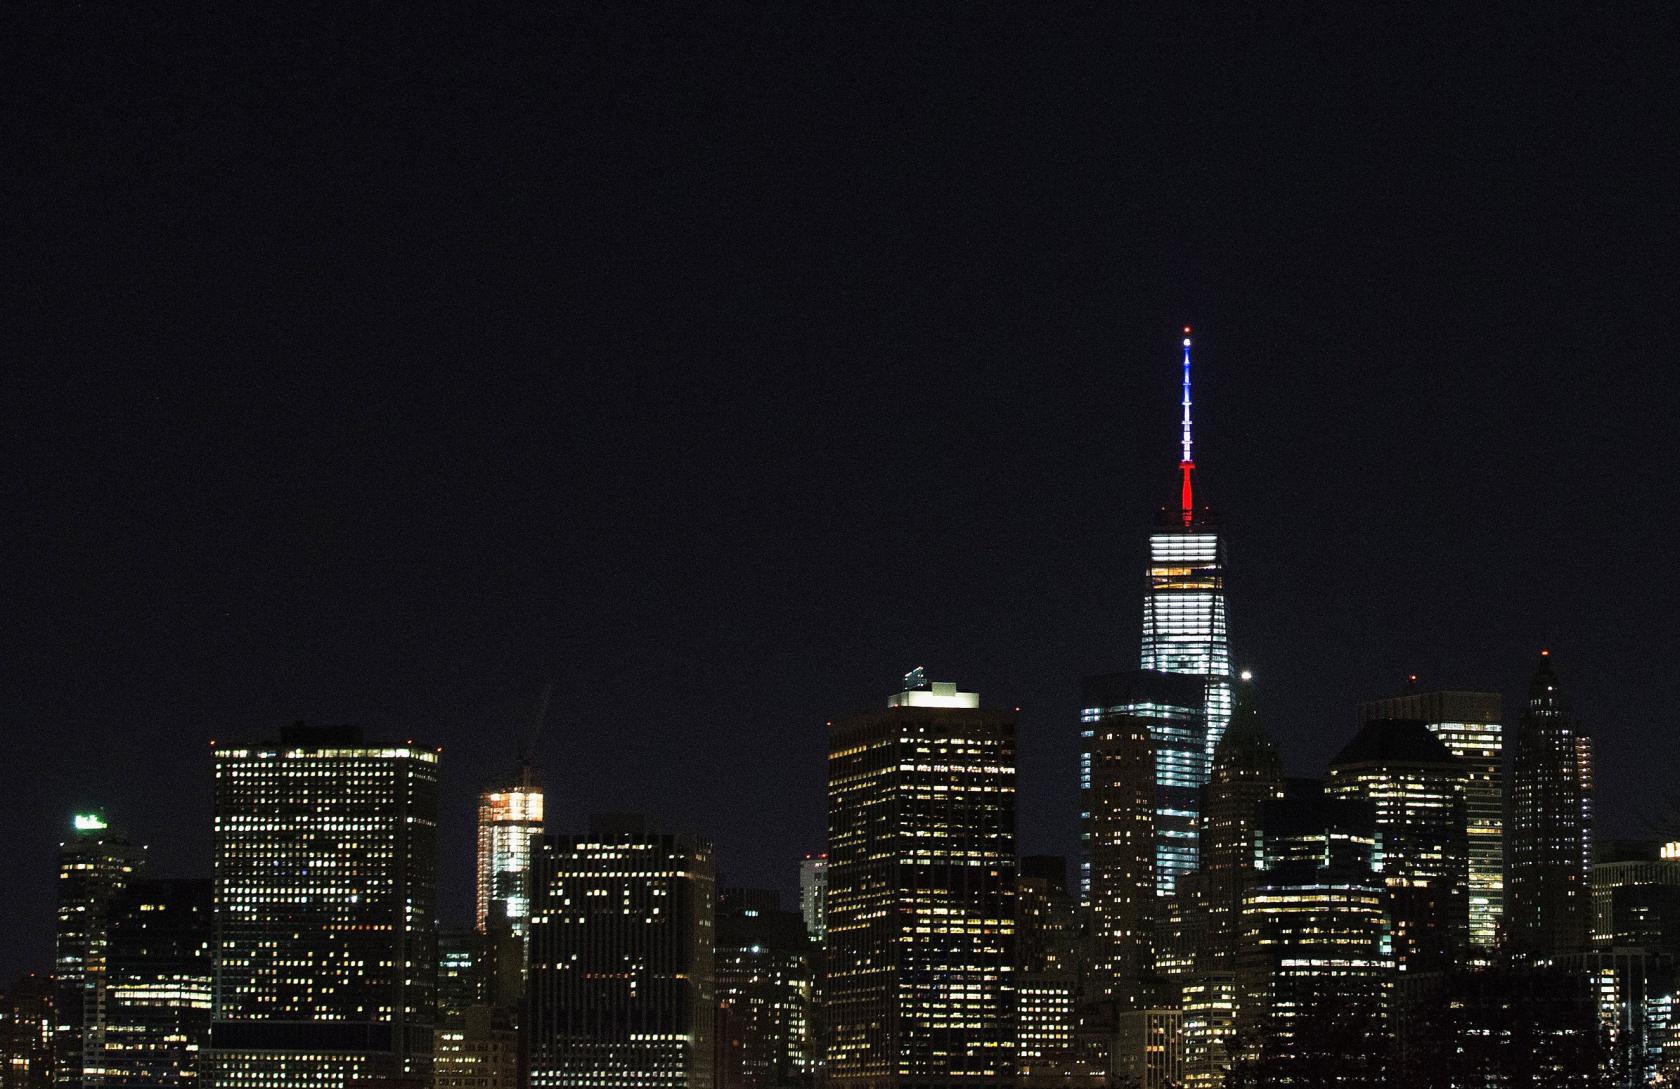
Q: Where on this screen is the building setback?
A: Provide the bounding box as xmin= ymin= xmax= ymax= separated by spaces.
xmin=527 ymin=815 xmax=715 ymax=1088
xmin=825 ymin=672 xmax=1017 ymax=1088
xmin=206 ymin=724 xmax=439 ymax=1088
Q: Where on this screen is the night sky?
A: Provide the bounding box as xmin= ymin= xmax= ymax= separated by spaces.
xmin=5 ymin=6 xmax=1676 ymax=982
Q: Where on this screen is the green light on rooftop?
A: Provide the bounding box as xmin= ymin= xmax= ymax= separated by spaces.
xmin=73 ymin=813 xmax=107 ymax=832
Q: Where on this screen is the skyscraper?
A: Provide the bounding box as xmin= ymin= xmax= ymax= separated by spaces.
xmin=1593 ymin=841 xmax=1680 ymax=952
xmin=1080 ymin=669 xmax=1202 ymax=1003
xmin=526 ymin=814 xmax=715 ymax=1088
xmin=1197 ymin=683 xmax=1285 ymax=972
xmin=1326 ymin=719 xmax=1470 ymax=971
xmin=54 ymin=812 xmax=145 ymax=1088
xmin=1508 ymin=651 xmax=1595 ymax=962
xmin=1139 ymin=329 xmax=1233 ymax=765
xmin=1015 ymin=857 xmax=1080 ymax=1081
xmin=1236 ymin=786 xmax=1392 ymax=1081
xmin=798 ymin=855 xmax=827 ymax=946
xmin=1 ymin=973 xmax=55 ymax=1089
xmin=713 ymin=888 xmax=816 ymax=1089
xmin=1173 ymin=683 xmax=1282 ymax=1089
xmin=1359 ymin=689 xmax=1503 ymax=952
xmin=825 ymin=672 xmax=1017 ymax=1087
xmin=94 ymin=879 xmax=213 ymax=1087
xmin=476 ymin=773 xmax=544 ymax=942
xmin=206 ymin=724 xmax=440 ymax=1088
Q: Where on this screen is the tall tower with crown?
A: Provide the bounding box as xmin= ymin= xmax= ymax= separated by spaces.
xmin=1139 ymin=328 xmax=1235 ymax=763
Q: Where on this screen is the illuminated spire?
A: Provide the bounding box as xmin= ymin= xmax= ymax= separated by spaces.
xmin=1179 ymin=327 xmax=1195 ymax=526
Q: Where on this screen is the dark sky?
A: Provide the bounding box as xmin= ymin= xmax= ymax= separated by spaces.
xmin=4 ymin=5 xmax=1676 ymax=982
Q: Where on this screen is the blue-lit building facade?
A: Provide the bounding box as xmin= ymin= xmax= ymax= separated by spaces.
xmin=1081 ymin=671 xmax=1206 ymax=910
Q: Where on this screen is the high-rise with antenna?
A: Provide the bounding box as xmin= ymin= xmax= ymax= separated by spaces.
xmin=1135 ymin=327 xmax=1234 ymax=885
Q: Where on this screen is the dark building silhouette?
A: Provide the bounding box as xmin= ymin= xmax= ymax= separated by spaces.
xmin=1508 ymin=652 xmax=1595 ymax=962
xmin=96 ymin=879 xmax=212 ymax=1087
xmin=1388 ymin=965 xmax=1610 ymax=1088
xmin=1198 ymin=685 xmax=1285 ymax=973
xmin=825 ymin=672 xmax=1017 ymax=1088
xmin=206 ymin=724 xmax=440 ymax=1087
xmin=1 ymin=973 xmax=55 ymax=1089
xmin=1235 ymin=783 xmax=1391 ymax=1079
xmin=713 ymin=888 xmax=815 ymax=1089
xmin=1594 ymin=841 xmax=1680 ymax=953
xmin=1170 ymin=683 xmax=1283 ymax=1089
xmin=1327 ymin=718 xmax=1470 ymax=971
xmin=527 ymin=814 xmax=715 ymax=1087
xmin=53 ymin=812 xmax=145 ymax=1088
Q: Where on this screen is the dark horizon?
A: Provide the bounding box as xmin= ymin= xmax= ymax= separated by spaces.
xmin=5 ymin=5 xmax=1676 ymax=985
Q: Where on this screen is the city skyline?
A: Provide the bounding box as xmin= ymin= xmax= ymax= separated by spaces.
xmin=6 ymin=3 xmax=1676 ymax=1006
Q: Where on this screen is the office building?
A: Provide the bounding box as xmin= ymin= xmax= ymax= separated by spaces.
xmin=825 ymin=671 xmax=1016 ymax=1087
xmin=433 ymin=1006 xmax=518 ymax=1089
xmin=1392 ymin=965 xmax=1609 ymax=1084
xmin=1015 ymin=857 xmax=1079 ymax=1079
xmin=1081 ymin=669 xmax=1201 ymax=1005
xmin=1 ymin=973 xmax=55 ymax=1089
xmin=206 ymin=724 xmax=440 ymax=1088
xmin=1178 ymin=975 xmax=1236 ymax=1089
xmin=1508 ymin=651 xmax=1595 ymax=962
xmin=1198 ymin=683 xmax=1284 ymax=971
xmin=1594 ymin=841 xmax=1680 ymax=952
xmin=1359 ymin=689 xmax=1503 ymax=951
xmin=1236 ymin=853 xmax=1391 ymax=1075
xmin=713 ymin=888 xmax=815 ymax=1089
xmin=54 ymin=812 xmax=145 ymax=1088
xmin=93 ymin=879 xmax=212 ymax=1086
xmin=1237 ymin=796 xmax=1392 ymax=1081
xmin=527 ymin=814 xmax=715 ymax=1088
xmin=797 ymin=856 xmax=827 ymax=946
xmin=1114 ymin=1008 xmax=1182 ymax=1089
xmin=1327 ymin=718 xmax=1470 ymax=971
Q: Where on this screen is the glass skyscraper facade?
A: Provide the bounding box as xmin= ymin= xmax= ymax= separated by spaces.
xmin=207 ymin=725 xmax=440 ymax=1088
xmin=476 ymin=779 xmax=544 ymax=940
xmin=1082 ymin=670 xmax=1206 ymax=907
xmin=1139 ymin=527 xmax=1231 ymax=766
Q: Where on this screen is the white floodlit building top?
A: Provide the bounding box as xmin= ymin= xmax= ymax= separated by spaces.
xmin=888 ymin=679 xmax=979 ymax=709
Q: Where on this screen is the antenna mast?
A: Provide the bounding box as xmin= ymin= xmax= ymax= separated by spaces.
xmin=1179 ymin=327 xmax=1195 ymax=527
